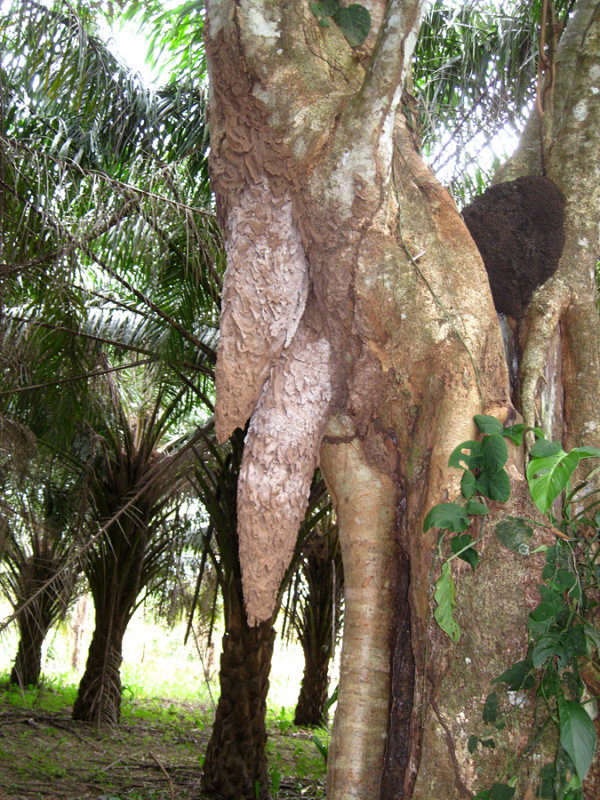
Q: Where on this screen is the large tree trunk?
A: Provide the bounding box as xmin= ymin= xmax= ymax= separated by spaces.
xmin=205 ymin=0 xmax=600 ymax=797
xmin=202 ymin=588 xmax=275 ymax=800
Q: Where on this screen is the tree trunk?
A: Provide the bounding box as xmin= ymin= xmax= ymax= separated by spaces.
xmin=9 ymin=613 xmax=49 ymax=688
xmin=205 ymin=0 xmax=600 ymax=797
xmin=293 ymin=525 xmax=342 ymax=728
xmin=294 ymin=651 xmax=330 ymax=729
xmin=73 ymin=521 xmax=146 ymax=725
xmin=9 ymin=553 xmax=68 ymax=688
xmin=202 ymin=589 xmax=275 ymax=800
xmin=72 ymin=597 xmax=128 ymax=725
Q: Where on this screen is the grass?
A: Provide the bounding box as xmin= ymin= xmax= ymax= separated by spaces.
xmin=0 ymin=599 xmax=332 ymax=799
xmin=0 ymin=680 xmax=328 ymax=799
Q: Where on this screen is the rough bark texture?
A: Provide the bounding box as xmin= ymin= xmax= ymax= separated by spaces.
xmin=201 ymin=591 xmax=275 ymax=800
xmin=9 ymin=552 xmax=70 ymax=688
xmin=73 ymin=520 xmax=147 ymax=725
xmin=293 ymin=526 xmax=342 ymax=729
xmin=72 ymin=603 xmax=127 ymax=725
xmin=206 ymin=0 xmax=600 ymax=796
xmin=294 ymin=654 xmax=330 ymax=729
xmin=493 ymin=0 xmax=600 ymax=446
xmin=10 ymin=615 xmax=48 ymax=688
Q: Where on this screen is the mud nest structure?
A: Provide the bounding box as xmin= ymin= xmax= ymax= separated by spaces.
xmin=462 ymin=175 xmax=566 ymax=320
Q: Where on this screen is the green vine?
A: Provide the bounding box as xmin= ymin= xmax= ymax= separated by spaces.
xmin=425 ymin=415 xmax=600 ymax=799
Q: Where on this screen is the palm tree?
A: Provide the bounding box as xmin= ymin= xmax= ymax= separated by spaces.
xmin=0 ymin=0 xmax=220 ymax=723
xmin=0 ymin=457 xmax=82 ymax=687
xmin=281 ymin=506 xmax=343 ymax=728
xmin=71 ymin=375 xmax=203 ymax=725
xmin=189 ymin=431 xmax=329 ymax=799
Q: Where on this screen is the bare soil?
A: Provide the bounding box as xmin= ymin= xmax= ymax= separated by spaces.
xmin=0 ymin=689 xmax=327 ymax=800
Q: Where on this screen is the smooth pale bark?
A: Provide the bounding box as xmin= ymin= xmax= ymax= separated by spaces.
xmin=206 ymin=0 xmax=600 ymax=796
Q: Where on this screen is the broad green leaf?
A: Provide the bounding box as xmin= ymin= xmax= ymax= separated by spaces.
xmin=554 ymin=568 xmax=576 ymax=592
xmin=333 ymin=4 xmax=371 ymax=47
xmin=528 ymin=603 xmax=557 ymax=636
xmin=449 ymin=440 xmax=482 ymax=471
xmin=495 ymin=517 xmax=532 ymax=553
xmin=474 ymin=414 xmax=503 ymax=435
xmin=530 ymin=438 xmax=563 ymax=458
xmin=493 ymin=660 xmax=533 ymax=690
xmin=538 ymin=764 xmax=556 ymax=800
xmin=483 ymin=692 xmax=498 ymax=724
xmin=584 ymin=624 xmax=600 ymax=653
xmin=527 ymin=450 xmax=581 ymax=514
xmin=482 ymin=434 xmax=508 ymax=473
xmin=451 ymin=533 xmax=479 ymax=571
xmin=424 ymin=502 xmax=470 ymax=533
xmin=461 ymin=469 xmax=477 ymax=499
xmin=311 ymin=0 xmax=339 ymax=16
xmin=532 ymin=632 xmax=560 ymax=668
xmin=502 ymin=423 xmax=526 ymax=445
xmin=468 ymin=734 xmax=479 ymax=754
xmin=466 ymin=497 xmax=488 ymax=515
xmin=487 ymin=468 xmax=511 ymax=502
xmin=490 ymin=785 xmax=515 ymax=800
xmin=559 ymin=698 xmax=597 ymax=780
xmin=433 ymin=562 xmax=460 ymax=642
xmin=571 ymin=445 xmax=600 ymax=459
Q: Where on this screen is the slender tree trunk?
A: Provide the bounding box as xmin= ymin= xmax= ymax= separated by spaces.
xmin=202 ymin=589 xmax=275 ymax=800
xmin=70 ymin=593 xmax=88 ymax=673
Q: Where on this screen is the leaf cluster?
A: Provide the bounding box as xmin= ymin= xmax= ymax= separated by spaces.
xmin=427 ymin=415 xmax=600 ymax=798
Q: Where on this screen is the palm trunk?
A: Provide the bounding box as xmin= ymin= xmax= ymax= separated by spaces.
xmin=9 ymin=554 xmax=67 ymax=688
xmin=202 ymin=590 xmax=275 ymax=800
xmin=72 ymin=598 xmax=128 ymax=725
xmin=294 ymin=652 xmax=330 ymax=728
xmin=9 ymin=613 xmax=49 ymax=687
xmin=73 ymin=526 xmax=145 ymax=725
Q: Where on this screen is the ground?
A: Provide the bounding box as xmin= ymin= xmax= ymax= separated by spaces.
xmin=0 ymin=683 xmax=327 ymax=800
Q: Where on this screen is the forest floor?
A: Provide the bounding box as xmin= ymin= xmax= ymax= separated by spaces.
xmin=0 ymin=683 xmax=327 ymax=800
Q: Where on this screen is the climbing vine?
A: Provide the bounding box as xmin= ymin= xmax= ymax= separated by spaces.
xmin=425 ymin=415 xmax=600 ymax=799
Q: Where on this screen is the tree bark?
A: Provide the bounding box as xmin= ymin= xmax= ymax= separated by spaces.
xmin=293 ymin=523 xmax=342 ymax=728
xmin=9 ymin=553 xmax=69 ymax=688
xmin=205 ymin=0 xmax=600 ymax=796
xmin=73 ymin=523 xmax=146 ymax=725
xmin=72 ymin=601 xmax=127 ymax=725
xmin=202 ymin=589 xmax=275 ymax=800
xmin=294 ymin=653 xmax=330 ymax=728
xmin=10 ymin=613 xmax=49 ymax=688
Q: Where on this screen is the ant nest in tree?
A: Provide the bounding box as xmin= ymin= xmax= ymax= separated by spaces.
xmin=462 ymin=175 xmax=566 ymax=321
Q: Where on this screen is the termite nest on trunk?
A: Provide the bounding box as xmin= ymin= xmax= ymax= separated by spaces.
xmin=462 ymin=175 xmax=566 ymax=321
